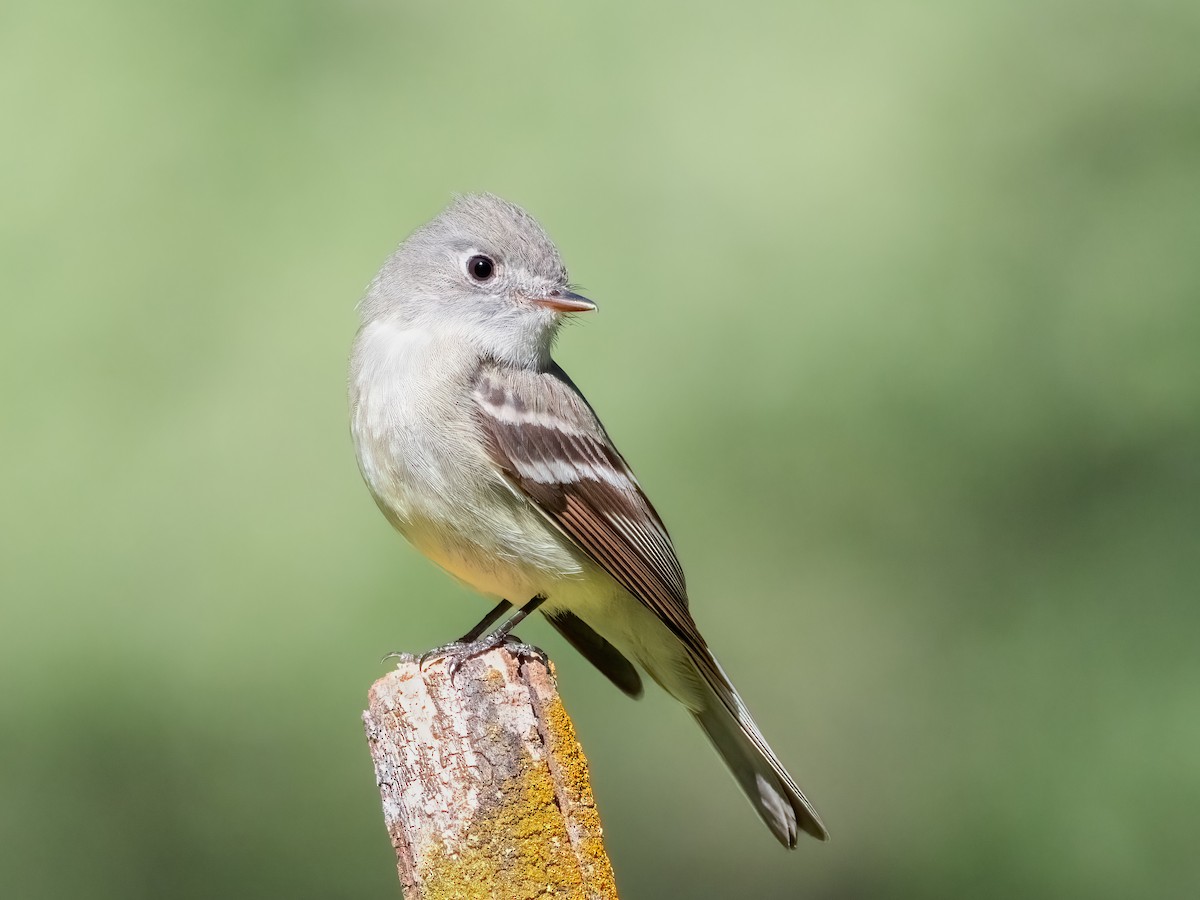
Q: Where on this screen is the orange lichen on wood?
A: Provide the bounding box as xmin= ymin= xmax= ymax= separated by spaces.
xmin=363 ymin=648 xmax=618 ymax=900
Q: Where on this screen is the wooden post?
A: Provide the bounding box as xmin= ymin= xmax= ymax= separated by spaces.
xmin=363 ymin=647 xmax=619 ymax=900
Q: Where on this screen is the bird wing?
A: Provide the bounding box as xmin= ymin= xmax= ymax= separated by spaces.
xmin=473 ymin=361 xmax=829 ymax=844
xmin=472 ymin=361 xmax=708 ymax=654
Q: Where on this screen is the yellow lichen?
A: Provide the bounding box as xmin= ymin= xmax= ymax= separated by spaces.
xmin=416 ymin=699 xmax=618 ymax=899
xmin=540 ymin=697 xmax=595 ymax=807
xmin=539 ymin=696 xmax=617 ymax=899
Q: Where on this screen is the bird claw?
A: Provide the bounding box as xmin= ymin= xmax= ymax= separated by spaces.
xmin=380 ymin=650 xmax=416 ymax=666
xmin=417 ymin=641 xmax=468 ymax=671
xmin=419 ymin=633 xmax=547 ymax=683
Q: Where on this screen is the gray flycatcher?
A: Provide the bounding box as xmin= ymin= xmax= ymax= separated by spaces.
xmin=348 ymin=193 xmax=827 ymax=846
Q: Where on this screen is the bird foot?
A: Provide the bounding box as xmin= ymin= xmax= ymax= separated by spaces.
xmin=380 ymin=650 xmax=417 ymax=666
xmin=420 ymin=632 xmax=547 ymax=682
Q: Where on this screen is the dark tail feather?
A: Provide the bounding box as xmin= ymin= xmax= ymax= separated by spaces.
xmin=692 ymin=657 xmax=828 ymax=846
xmin=547 ymin=611 xmax=644 ymax=698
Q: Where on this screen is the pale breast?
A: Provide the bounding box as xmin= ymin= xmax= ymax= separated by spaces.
xmin=349 ymin=321 xmax=586 ymax=600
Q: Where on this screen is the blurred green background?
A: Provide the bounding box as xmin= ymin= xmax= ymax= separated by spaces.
xmin=2 ymin=1 xmax=1198 ymax=897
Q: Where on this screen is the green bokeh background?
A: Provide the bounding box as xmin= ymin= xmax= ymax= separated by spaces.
xmin=3 ymin=2 xmax=1197 ymax=897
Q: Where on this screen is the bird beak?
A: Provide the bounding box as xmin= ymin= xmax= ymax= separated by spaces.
xmin=529 ymin=287 xmax=597 ymax=313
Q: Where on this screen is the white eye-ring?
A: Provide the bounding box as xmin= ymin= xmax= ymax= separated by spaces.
xmin=466 ymin=255 xmax=496 ymax=282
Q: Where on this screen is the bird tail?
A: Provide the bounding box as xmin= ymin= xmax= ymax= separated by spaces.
xmin=689 ymin=653 xmax=828 ymax=847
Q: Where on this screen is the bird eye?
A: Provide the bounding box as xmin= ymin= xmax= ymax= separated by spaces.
xmin=466 ymin=255 xmax=495 ymax=282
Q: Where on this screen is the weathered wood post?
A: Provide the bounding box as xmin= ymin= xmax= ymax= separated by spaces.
xmin=363 ymin=647 xmax=619 ymax=899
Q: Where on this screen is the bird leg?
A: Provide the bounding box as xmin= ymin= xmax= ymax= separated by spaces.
xmin=457 ymin=599 xmax=515 ymax=643
xmin=383 ymin=599 xmax=513 ymax=665
xmin=420 ymin=595 xmax=548 ymax=680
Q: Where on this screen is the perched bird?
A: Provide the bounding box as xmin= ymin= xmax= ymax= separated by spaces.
xmin=348 ymin=193 xmax=827 ymax=846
